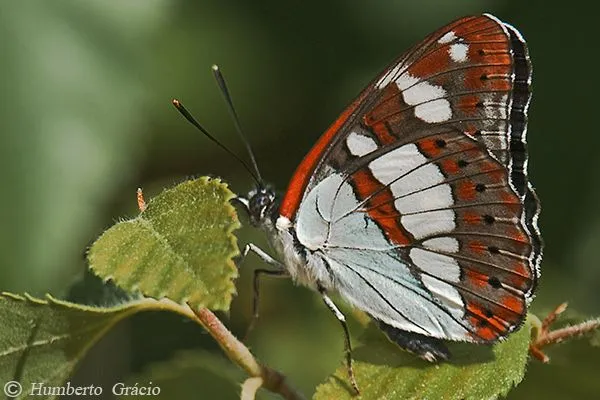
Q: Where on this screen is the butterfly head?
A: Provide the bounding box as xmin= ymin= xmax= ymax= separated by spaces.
xmin=235 ymin=186 xmax=277 ymax=227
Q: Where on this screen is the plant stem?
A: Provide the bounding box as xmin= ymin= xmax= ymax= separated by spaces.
xmin=536 ymin=318 xmax=600 ymax=348
xmin=187 ymin=303 xmax=305 ymax=400
xmin=529 ymin=303 xmax=600 ymax=363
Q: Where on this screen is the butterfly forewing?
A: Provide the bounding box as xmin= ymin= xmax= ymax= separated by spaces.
xmin=282 ymin=15 xmax=541 ymax=342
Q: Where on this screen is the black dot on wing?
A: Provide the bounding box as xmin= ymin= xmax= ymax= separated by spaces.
xmin=483 ymin=308 xmax=494 ymax=318
xmin=475 ymin=183 xmax=486 ymax=192
xmin=488 ymin=246 xmax=500 ymax=254
xmin=478 ymin=319 xmax=489 ymax=327
xmin=483 ymin=214 xmax=495 ymax=224
xmin=457 ymin=159 xmax=469 ymax=168
xmin=488 ymin=276 xmax=502 ymax=288
xmin=435 ymin=139 xmax=447 ymax=148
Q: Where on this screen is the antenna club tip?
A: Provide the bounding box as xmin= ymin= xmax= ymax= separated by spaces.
xmin=211 ymin=64 xmax=220 ymax=71
xmin=172 ymin=99 xmax=181 ymax=107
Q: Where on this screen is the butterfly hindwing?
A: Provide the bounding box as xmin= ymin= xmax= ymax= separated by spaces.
xmin=283 ymin=14 xmax=541 ymax=342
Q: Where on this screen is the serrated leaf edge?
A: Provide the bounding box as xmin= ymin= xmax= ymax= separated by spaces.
xmin=0 ymin=292 xmax=204 ymax=399
xmin=88 ymin=176 xmax=241 ymax=311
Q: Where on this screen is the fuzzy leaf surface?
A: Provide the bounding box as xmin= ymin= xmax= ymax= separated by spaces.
xmin=0 ymin=293 xmax=192 ymax=399
xmin=314 ymin=321 xmax=532 ymax=400
xmin=88 ymin=177 xmax=240 ymax=311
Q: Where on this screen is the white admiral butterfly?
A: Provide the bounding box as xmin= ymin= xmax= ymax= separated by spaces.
xmin=177 ymin=13 xmax=542 ymax=393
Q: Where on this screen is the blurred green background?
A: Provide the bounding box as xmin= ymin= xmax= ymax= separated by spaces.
xmin=1 ymin=0 xmax=598 ymax=398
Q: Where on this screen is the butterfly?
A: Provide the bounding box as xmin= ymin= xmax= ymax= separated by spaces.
xmin=177 ymin=13 xmax=542 ymax=394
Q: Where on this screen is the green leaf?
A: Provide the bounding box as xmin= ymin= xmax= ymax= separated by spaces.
xmin=87 ymin=177 xmax=240 ymax=311
xmin=314 ymin=320 xmax=532 ymax=400
xmin=118 ymin=350 xmax=246 ymax=400
xmin=0 ymin=292 xmax=194 ymax=400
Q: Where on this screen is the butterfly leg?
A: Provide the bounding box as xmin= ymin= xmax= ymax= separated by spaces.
xmin=242 ymin=244 xmax=288 ymax=339
xmin=242 ymin=243 xmax=285 ymax=268
xmin=377 ymin=320 xmax=451 ymax=362
xmin=319 ymin=287 xmax=359 ymax=394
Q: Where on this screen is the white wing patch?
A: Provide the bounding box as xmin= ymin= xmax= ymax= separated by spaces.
xmin=401 ymin=210 xmax=456 ymax=240
xmin=395 ymin=184 xmax=453 ymax=214
xmin=422 ymin=237 xmax=460 ymax=253
xmin=346 ymin=131 xmax=378 ymax=157
xmin=421 ymin=275 xmax=465 ymax=318
xmin=396 ymin=73 xmax=452 ymax=123
xmin=367 ymin=143 xmax=456 ymax=239
xmin=397 ymin=74 xmax=446 ymax=104
xmin=449 ymin=43 xmax=469 ymax=62
xmin=414 ymin=99 xmax=453 ymax=123
xmin=438 ymin=31 xmax=457 ymax=44
xmin=409 ymin=248 xmax=461 ymax=282
xmin=368 ymin=143 xmax=429 ymax=185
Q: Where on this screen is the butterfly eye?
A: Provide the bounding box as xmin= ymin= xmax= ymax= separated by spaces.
xmin=248 ymin=189 xmax=275 ymax=223
xmin=257 ymin=196 xmax=269 ymax=209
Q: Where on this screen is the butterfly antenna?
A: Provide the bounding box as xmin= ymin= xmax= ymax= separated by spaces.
xmin=172 ymin=99 xmax=261 ymax=185
xmin=211 ymin=64 xmax=264 ymax=186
